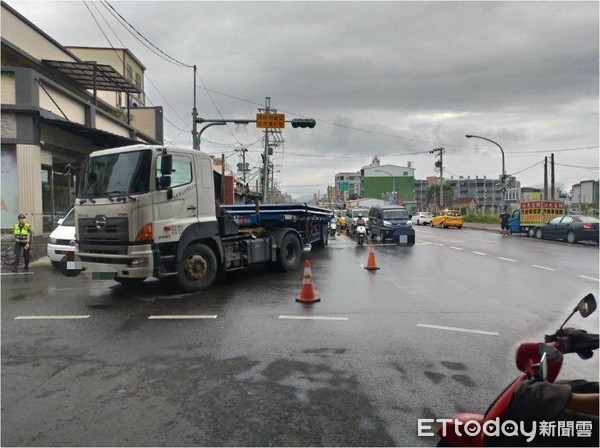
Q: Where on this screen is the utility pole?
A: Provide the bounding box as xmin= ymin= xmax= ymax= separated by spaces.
xmin=550 ymin=153 xmax=555 ymax=200
xmin=235 ymin=147 xmax=248 ymax=184
xmin=192 ymin=65 xmax=198 ymax=149
xmin=543 ymin=156 xmax=548 ymax=200
xmin=430 ymin=147 xmax=445 ymax=209
xmin=261 ymin=97 xmax=271 ymax=202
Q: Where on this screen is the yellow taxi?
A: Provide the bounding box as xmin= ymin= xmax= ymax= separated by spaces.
xmin=431 ymin=209 xmax=463 ymax=229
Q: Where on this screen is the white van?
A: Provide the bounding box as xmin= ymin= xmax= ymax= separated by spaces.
xmin=47 ymin=208 xmax=75 ymax=268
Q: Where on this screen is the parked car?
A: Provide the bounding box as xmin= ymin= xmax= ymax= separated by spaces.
xmin=47 ymin=207 xmax=75 ymax=268
xmin=411 ymin=212 xmax=433 ymax=226
xmin=534 ymin=215 xmax=599 ymax=244
xmin=368 ymin=205 xmax=415 ymax=244
xmin=431 ymin=209 xmax=463 ymax=229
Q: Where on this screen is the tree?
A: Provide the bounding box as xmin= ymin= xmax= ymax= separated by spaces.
xmin=427 ymin=184 xmax=454 ymax=207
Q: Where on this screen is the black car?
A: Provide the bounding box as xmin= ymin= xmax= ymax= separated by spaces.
xmin=534 ymin=215 xmax=599 ymax=244
xmin=368 ymin=205 xmax=415 ymax=245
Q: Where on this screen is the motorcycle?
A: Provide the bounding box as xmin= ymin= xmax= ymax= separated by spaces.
xmin=436 ymin=293 xmax=598 ymax=447
xmin=355 ymin=225 xmax=367 ymax=246
xmin=329 ymin=219 xmax=337 ymax=237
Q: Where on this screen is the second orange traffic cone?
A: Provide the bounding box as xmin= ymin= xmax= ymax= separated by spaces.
xmin=296 ymin=260 xmax=320 ymax=303
xmin=364 ymin=243 xmax=380 ymax=271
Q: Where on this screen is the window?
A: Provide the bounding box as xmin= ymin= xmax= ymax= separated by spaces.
xmin=560 ymin=216 xmax=574 ymax=224
xmin=80 ymin=150 xmax=152 ymax=197
xmin=126 ymin=65 xmax=133 ymax=81
xmin=157 ymin=155 xmax=192 ymax=188
xmin=548 ymin=217 xmax=562 ymax=225
xmin=135 ymin=73 xmax=142 ymax=88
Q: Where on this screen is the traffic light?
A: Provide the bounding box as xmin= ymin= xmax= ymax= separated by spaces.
xmin=291 ymin=118 xmax=316 ymax=129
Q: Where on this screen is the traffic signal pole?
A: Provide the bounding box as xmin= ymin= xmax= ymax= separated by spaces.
xmin=194 ymin=113 xmax=316 ymax=203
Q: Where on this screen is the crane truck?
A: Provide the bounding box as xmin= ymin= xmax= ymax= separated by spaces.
xmin=62 ymin=144 xmax=332 ymax=292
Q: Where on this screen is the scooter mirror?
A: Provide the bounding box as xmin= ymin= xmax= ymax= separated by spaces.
xmin=577 ymin=293 xmax=596 ymax=318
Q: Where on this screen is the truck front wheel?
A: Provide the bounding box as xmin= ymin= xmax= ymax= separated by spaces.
xmin=177 ymin=243 xmax=218 ymax=292
xmin=278 ymin=233 xmax=302 ymax=272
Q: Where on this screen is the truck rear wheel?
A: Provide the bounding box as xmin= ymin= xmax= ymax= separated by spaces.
xmin=277 ymin=233 xmax=302 ymax=272
xmin=177 ymin=243 xmax=218 ymax=292
xmin=314 ymin=223 xmax=328 ymax=247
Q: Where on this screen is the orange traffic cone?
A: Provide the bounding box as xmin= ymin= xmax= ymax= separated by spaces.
xmin=364 ymin=243 xmax=380 ymax=271
xmin=296 ymin=260 xmax=320 ymax=303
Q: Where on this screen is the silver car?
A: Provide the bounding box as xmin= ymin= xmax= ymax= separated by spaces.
xmin=411 ymin=211 xmax=433 ymax=226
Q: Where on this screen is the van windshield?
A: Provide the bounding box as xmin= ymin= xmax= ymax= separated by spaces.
xmin=383 ymin=209 xmax=409 ymax=220
xmin=351 ymin=209 xmax=369 ymax=218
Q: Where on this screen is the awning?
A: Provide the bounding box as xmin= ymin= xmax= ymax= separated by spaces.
xmin=41 ymin=116 xmax=141 ymax=148
xmin=42 ymin=59 xmax=141 ymax=94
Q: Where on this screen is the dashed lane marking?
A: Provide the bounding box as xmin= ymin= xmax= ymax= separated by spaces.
xmin=578 ymin=275 xmax=600 ymax=282
xmin=279 ymin=315 xmax=349 ymax=321
xmin=14 ymin=315 xmax=90 ymax=320
xmin=1 ymin=272 xmax=34 ymax=276
xmin=472 ymin=251 xmax=487 ymax=255
xmin=498 ymin=257 xmax=517 ymax=262
xmin=449 ymin=246 xmax=463 ymax=251
xmin=147 ymin=315 xmax=218 ymax=320
xmin=532 ymin=265 xmax=555 ymax=271
xmin=417 ymin=323 xmax=499 ymax=336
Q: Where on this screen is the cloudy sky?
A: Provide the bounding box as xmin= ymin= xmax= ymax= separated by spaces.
xmin=8 ymin=0 xmax=599 ymax=199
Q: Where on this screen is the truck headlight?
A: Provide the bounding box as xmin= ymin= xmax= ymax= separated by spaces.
xmin=129 ymin=258 xmax=148 ymax=268
xmin=406 ymin=221 xmax=413 ymax=227
xmin=383 ymin=221 xmax=392 ymax=226
xmin=49 ymin=237 xmax=57 ymax=244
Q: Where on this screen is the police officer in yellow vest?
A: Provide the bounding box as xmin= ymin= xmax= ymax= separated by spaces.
xmin=13 ymin=213 xmax=31 ymax=273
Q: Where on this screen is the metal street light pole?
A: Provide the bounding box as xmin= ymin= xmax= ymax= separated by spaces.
xmin=465 ymin=134 xmax=506 ymax=204
xmin=374 ymin=169 xmax=395 ymax=204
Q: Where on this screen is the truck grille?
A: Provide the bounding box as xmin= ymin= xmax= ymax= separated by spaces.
xmin=78 ymin=217 xmax=129 ymax=255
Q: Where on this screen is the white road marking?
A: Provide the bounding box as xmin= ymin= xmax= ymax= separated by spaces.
xmin=578 ymin=275 xmax=600 ymax=282
xmin=450 ymin=246 xmax=463 ymax=251
xmin=14 ymin=315 xmax=90 ymax=320
xmin=533 ymin=264 xmax=555 ymax=271
xmin=472 ymin=251 xmax=486 ymax=255
xmin=433 ymin=243 xmax=444 ymax=246
xmin=498 ymin=257 xmax=517 ymax=262
xmin=417 ymin=323 xmax=499 ymax=336
xmin=279 ymin=315 xmax=349 ymax=321
xmin=1 ymin=272 xmax=34 ymax=276
xmin=148 ymin=315 xmax=218 ymax=319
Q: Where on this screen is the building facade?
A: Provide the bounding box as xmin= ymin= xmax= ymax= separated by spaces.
xmin=571 ymin=180 xmax=599 ymax=206
xmin=413 ymin=175 xmax=520 ymax=213
xmin=361 ymin=164 xmax=415 ymax=203
xmin=334 ymin=171 xmax=361 ymax=204
xmin=1 ymin=3 xmax=163 ymax=234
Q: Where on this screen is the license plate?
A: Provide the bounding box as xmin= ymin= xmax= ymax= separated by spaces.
xmin=398 ymin=235 xmax=407 ymax=243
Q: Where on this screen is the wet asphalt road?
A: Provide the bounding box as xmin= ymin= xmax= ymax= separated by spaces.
xmin=1 ymin=227 xmax=599 ymax=447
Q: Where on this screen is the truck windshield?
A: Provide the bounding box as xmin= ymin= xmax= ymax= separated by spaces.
xmin=383 ymin=209 xmax=409 ymax=220
xmin=79 ymin=150 xmax=152 ymax=198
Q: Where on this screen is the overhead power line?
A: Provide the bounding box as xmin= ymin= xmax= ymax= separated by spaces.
xmin=102 ymin=1 xmax=193 ymax=68
xmin=555 ymin=162 xmax=599 ymax=170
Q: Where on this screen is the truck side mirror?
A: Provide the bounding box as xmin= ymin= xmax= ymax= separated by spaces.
xmin=160 ymin=155 xmax=173 ymax=175
xmin=159 ymin=175 xmax=171 ymax=189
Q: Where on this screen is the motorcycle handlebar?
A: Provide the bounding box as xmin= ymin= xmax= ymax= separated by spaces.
xmin=545 ymin=330 xmax=599 ymax=354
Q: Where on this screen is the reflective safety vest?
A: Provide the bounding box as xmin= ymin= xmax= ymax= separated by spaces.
xmin=13 ymin=223 xmax=31 ymax=243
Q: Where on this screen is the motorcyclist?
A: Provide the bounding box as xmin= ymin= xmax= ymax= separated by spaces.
xmin=509 ymin=328 xmax=599 ymax=446
xmin=352 ymin=213 xmax=367 ymax=238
